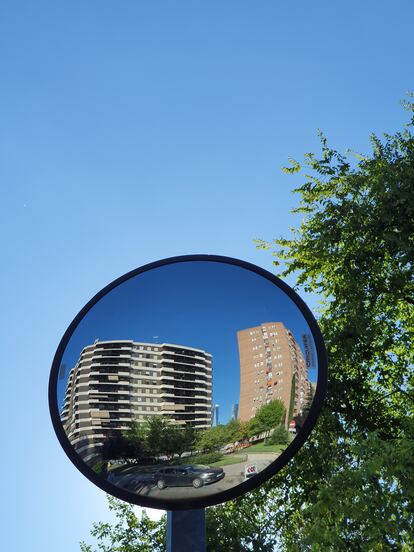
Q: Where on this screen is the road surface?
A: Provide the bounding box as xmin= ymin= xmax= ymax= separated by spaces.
xmin=107 ymin=452 xmax=280 ymax=501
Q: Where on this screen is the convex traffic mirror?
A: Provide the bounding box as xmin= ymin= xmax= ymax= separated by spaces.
xmin=49 ymin=255 xmax=327 ymax=510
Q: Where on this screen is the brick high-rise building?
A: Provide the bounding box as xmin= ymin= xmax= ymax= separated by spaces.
xmin=237 ymin=322 xmax=309 ymax=425
xmin=61 ymin=340 xmax=212 ymax=464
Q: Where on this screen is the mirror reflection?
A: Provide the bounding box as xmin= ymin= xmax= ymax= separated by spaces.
xmin=57 ymin=261 xmax=318 ymax=503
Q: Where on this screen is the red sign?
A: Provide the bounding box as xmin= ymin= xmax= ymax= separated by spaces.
xmin=245 ymin=464 xmax=258 ymax=479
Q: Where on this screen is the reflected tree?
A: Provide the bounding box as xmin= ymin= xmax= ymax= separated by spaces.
xmin=248 ymin=399 xmax=285 ymax=436
xmin=121 ymin=416 xmax=198 ymax=461
xmin=101 ymin=433 xmax=144 ymax=464
xmin=197 ymin=424 xmax=228 ymax=452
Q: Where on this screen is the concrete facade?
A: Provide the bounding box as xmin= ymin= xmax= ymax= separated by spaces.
xmin=61 ymin=340 xmax=212 ymax=463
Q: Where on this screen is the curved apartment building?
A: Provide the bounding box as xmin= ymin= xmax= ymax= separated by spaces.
xmin=237 ymin=322 xmax=309 ymax=424
xmin=61 ymin=340 xmax=212 ymax=464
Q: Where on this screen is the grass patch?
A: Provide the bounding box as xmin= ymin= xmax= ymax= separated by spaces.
xmin=211 ymin=454 xmax=247 ymax=467
xmin=246 ymin=443 xmax=285 ymax=453
xmin=190 ymin=451 xmax=222 ymax=465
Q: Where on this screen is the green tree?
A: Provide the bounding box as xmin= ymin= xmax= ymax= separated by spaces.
xmin=102 ymin=432 xmax=145 ymax=464
xmin=122 ymin=421 xmax=148 ymax=460
xmin=82 ymin=98 xmax=414 ymax=550
xmin=205 ymin=494 xmax=277 ymax=552
xmin=180 ymin=423 xmax=198 ymax=455
xmin=197 ymin=424 xmax=229 ymax=452
xmin=208 ymin=98 xmax=414 ymax=549
xmin=303 ymin=384 xmax=314 ymax=411
xmin=144 ymin=416 xmax=167 ymax=457
xmin=287 ymin=374 xmax=296 ymax=423
xmin=196 ymin=419 xmax=252 ymax=453
xmin=124 ymin=417 xmax=199 ymax=460
xmin=267 ymin=425 xmax=290 ymax=446
xmin=248 ymin=399 xmax=285 ymax=436
xmin=249 ymin=96 xmax=414 ymax=549
xmin=80 ymin=496 xmax=165 ymax=552
xmin=222 ymin=418 xmax=250 ymax=443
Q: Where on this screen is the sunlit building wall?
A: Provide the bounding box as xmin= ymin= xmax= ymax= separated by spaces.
xmin=237 ymin=322 xmax=309 ymax=424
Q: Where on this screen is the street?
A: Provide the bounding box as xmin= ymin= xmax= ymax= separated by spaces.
xmin=107 ymin=452 xmax=280 ymax=501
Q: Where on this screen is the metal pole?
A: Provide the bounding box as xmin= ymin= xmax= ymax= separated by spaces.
xmin=166 ymin=509 xmax=206 ymax=552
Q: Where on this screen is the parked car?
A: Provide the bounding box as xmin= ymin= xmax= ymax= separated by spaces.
xmin=154 ymin=465 xmax=224 ymax=489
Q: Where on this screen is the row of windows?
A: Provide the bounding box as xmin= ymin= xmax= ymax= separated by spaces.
xmin=91 ymin=344 xmax=210 ymax=358
xmin=166 ymin=347 xmax=204 ymax=357
xmin=90 ymin=385 xmax=130 ymax=392
xmin=89 ymin=366 xmax=128 ymax=374
xmin=95 ymin=351 xmax=124 ymax=357
xmin=162 ymin=397 xmax=210 ymax=405
xmin=136 ymin=345 xmax=159 ymax=352
xmin=161 ymin=368 xmax=210 ymax=380
xmin=98 ymin=343 xmax=130 ymax=349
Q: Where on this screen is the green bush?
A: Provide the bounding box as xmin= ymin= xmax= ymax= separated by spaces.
xmin=267 ymin=425 xmax=290 ymax=445
xmin=190 ymin=451 xmax=222 ymax=465
xmin=248 ymin=399 xmax=285 ymax=436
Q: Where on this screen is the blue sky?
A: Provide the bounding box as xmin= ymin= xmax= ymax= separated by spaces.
xmin=57 ymin=259 xmax=318 ymax=420
xmin=2 ymin=1 xmax=413 ymax=550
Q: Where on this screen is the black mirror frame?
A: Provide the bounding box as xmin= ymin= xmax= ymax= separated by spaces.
xmin=49 ymin=254 xmax=328 ymax=511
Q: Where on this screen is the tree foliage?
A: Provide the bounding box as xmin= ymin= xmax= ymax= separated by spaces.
xmin=249 ymin=97 xmax=414 ymax=549
xmin=121 ymin=417 xmax=196 ymax=460
xmin=223 ymin=418 xmax=250 ymax=442
xmin=266 ymin=425 xmax=290 ymax=446
xmin=80 ymin=496 xmax=165 ymax=552
xmin=101 ymin=432 xmax=144 ymax=464
xmin=197 ymin=424 xmax=229 ymax=452
xmin=197 ymin=404 xmax=284 ymax=453
xmin=82 ymin=98 xmax=414 ymax=550
xmin=208 ymin=98 xmax=414 ymax=549
xmin=248 ymin=399 xmax=285 ymax=436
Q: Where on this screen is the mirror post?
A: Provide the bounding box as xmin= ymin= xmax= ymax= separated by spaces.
xmin=166 ymin=509 xmax=206 ymax=552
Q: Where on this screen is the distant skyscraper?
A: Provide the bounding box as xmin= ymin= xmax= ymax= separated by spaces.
xmin=61 ymin=340 xmax=212 ymax=464
xmin=214 ymin=404 xmax=219 ymax=426
xmin=231 ymin=403 xmax=239 ymax=420
xmin=211 ymin=403 xmax=220 ymax=426
xmin=237 ymin=322 xmax=309 ymax=425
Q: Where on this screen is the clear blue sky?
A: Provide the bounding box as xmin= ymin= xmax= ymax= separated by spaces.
xmin=1 ymin=1 xmax=413 ymax=550
xmin=57 ymin=260 xmax=318 ymax=419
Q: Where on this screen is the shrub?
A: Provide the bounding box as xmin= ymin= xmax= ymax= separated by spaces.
xmin=267 ymin=425 xmax=290 ymax=445
xmin=190 ymin=451 xmax=222 ymax=465
xmin=248 ymin=399 xmax=285 ymax=436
